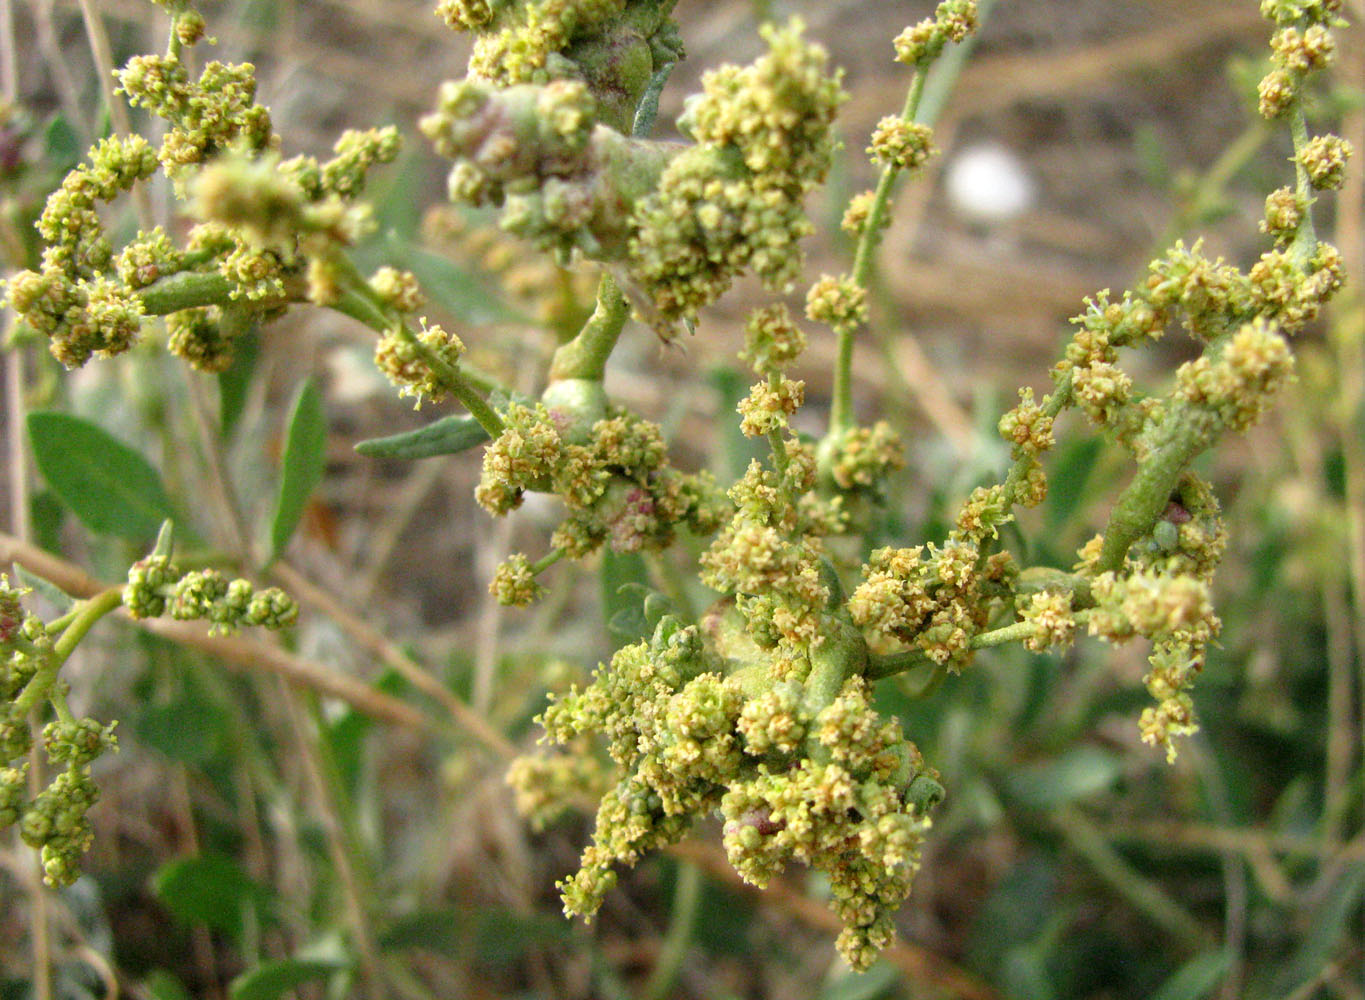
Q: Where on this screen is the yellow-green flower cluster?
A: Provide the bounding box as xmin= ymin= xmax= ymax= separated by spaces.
xmin=720 ymin=676 xmax=935 ymax=971
xmin=125 ymin=556 xmax=298 ymax=634
xmin=893 ymin=0 xmax=978 ymax=66
xmin=373 ymin=320 xmax=466 ymax=407
xmin=868 ymin=117 xmax=935 ymax=172
xmin=1257 ymin=0 xmax=1343 ymax=118
xmin=806 ymin=274 xmax=868 ymax=334
xmin=740 ymin=304 xmax=807 ymax=376
xmin=3 ymin=136 xmax=158 ymax=366
xmin=629 ymin=20 xmax=845 ymax=329
xmin=819 ymin=422 xmax=906 ymax=493
xmin=848 ymin=534 xmax=1010 ymax=670
xmin=116 ymin=53 xmax=272 ymax=182
xmin=517 ymin=604 xmax=940 ymax=970
xmin=421 ymin=77 xmax=675 ymax=260
xmin=4 ymin=23 xmax=399 ymax=372
xmin=475 ymin=399 xmax=726 ymax=604
xmin=505 ymin=739 xmax=609 ymax=829
xmin=2 ymin=578 xmax=120 ymax=886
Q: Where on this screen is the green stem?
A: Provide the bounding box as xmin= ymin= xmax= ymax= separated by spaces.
xmin=531 ymin=548 xmax=566 ymax=575
xmin=867 ymin=608 xmax=1095 ymax=680
xmin=137 ymin=270 xmax=238 ymax=314
xmin=829 ymin=68 xmax=929 ymax=433
xmin=1094 ymin=405 xmax=1214 ymax=575
xmin=1288 ymin=104 xmax=1319 ymax=266
xmin=331 ymin=266 xmax=506 ymax=439
xmin=641 ymin=861 xmax=703 ymax=1000
xmin=550 ymin=272 xmax=628 ymax=382
xmin=13 ymin=587 xmax=125 ymax=716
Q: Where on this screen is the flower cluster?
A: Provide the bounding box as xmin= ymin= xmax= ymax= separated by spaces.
xmin=125 ymin=556 xmax=298 ymax=634
xmin=475 ymin=385 xmax=727 ymax=604
xmin=1 ymin=577 xmax=119 ymax=886
xmin=1257 ymin=0 xmax=1345 ymax=118
xmin=519 ymin=603 xmax=941 ymax=970
xmin=441 ymin=0 xmax=681 ymax=133
xmin=893 ymin=0 xmax=979 ymax=66
xmin=373 ymin=319 xmax=466 ymax=406
xmin=630 ymin=20 xmax=845 ymax=330
xmin=3 ymin=9 xmax=401 ymax=372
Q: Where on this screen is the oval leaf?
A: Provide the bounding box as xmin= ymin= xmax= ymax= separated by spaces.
xmin=152 ymin=853 xmax=273 ymax=944
xmin=1005 ymin=746 xmax=1122 ymax=810
xmin=354 ymin=414 xmax=489 ymax=460
xmin=27 ymin=411 xmax=173 ymax=540
xmin=269 ymin=378 xmax=326 ymax=563
xmin=229 ymin=957 xmax=348 ymax=1000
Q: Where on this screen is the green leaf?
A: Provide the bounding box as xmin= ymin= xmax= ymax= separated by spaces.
xmin=12 ymin=565 xmax=74 ymax=613
xmin=134 ymin=695 xmax=230 ymax=766
xmin=602 ymin=550 xmax=652 ymax=645
xmin=217 ymin=327 xmax=260 ymax=440
xmin=379 ymin=907 xmax=466 ymax=953
xmin=29 ymin=489 xmax=66 ymax=554
xmin=383 ymin=233 xmax=532 ymax=327
xmin=268 ymin=377 xmax=326 ymax=563
xmin=354 ymin=414 xmax=490 ymax=459
xmin=818 ymin=960 xmax=899 ymax=1000
xmin=144 ymin=970 xmax=194 ymax=1000
xmin=43 ymin=114 xmax=82 ymax=169
xmin=151 ymin=853 xmax=273 ymax=944
xmin=1147 ymin=951 xmax=1228 ymax=1000
xmin=27 ymin=411 xmax=174 ymax=541
xmin=1045 ymin=435 xmax=1104 ymax=533
xmin=1005 ymin=746 xmax=1122 ymax=810
xmin=228 ymin=957 xmax=348 ymax=1000
xmin=474 ymin=909 xmax=571 ymax=965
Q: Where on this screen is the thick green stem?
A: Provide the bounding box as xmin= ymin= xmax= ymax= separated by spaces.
xmin=13 ymin=587 xmax=125 ymax=716
xmin=1094 ymin=406 xmax=1213 ymax=575
xmin=549 ymin=273 xmax=628 ymax=382
xmin=137 ymin=270 xmax=239 ymax=314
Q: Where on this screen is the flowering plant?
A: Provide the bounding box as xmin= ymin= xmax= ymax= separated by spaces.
xmin=0 ymin=0 xmax=1357 ymax=993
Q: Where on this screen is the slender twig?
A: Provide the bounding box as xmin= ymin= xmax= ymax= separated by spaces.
xmin=641 ymin=861 xmax=703 ymax=1000
xmin=280 ymin=684 xmax=381 ymax=997
xmin=828 ymin=67 xmax=929 ymax=433
xmin=270 ymin=560 xmax=517 ymax=757
xmin=1049 ymin=807 xmax=1211 ymax=952
xmin=74 ymin=0 xmax=154 ymax=228
xmin=666 ymin=839 xmax=1005 ymax=1000
xmin=0 ymin=532 xmax=439 ymax=731
xmin=30 ymin=0 xmax=87 ymax=146
xmin=867 ymin=610 xmax=1094 ymax=680
xmin=0 ymin=0 xmax=16 ymax=100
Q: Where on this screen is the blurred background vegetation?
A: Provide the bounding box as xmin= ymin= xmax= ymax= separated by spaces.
xmin=1 ymin=0 xmax=1363 ymax=998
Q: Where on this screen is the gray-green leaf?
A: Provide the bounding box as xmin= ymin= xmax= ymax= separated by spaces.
xmin=354 ymin=414 xmax=489 ymax=459
xmin=268 ymin=377 xmax=327 ymax=563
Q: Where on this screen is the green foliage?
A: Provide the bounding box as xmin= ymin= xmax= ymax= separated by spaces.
xmin=26 ymin=411 xmax=174 ymax=541
xmin=268 ymin=377 xmax=326 ymax=563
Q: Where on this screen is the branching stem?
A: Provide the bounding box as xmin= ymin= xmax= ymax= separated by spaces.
xmin=550 ymin=272 xmax=628 ymax=382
